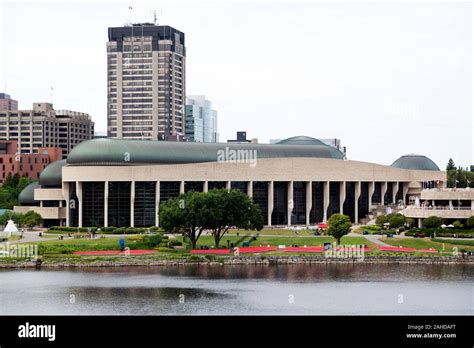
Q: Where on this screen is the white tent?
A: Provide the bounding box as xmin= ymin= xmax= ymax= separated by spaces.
xmin=2 ymin=219 xmax=18 ymax=238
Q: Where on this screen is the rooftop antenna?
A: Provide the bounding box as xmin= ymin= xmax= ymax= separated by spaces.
xmin=128 ymin=5 xmax=133 ymax=26
xmin=151 ymin=9 xmax=162 ymax=25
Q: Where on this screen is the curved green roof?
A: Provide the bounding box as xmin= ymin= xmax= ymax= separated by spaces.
xmin=39 ymin=159 xmax=67 ymax=187
xmin=276 ymin=136 xmax=326 ymax=146
xmin=67 ymin=138 xmax=345 ymax=166
xmin=391 ymin=154 xmax=440 ymax=171
xmin=18 ymin=182 xmax=41 ymax=205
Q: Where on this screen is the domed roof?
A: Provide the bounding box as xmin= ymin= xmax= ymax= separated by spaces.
xmin=391 ymin=154 xmax=440 ymax=171
xmin=39 ymin=159 xmax=67 ymax=187
xmin=67 ymin=138 xmax=345 ymax=166
xmin=276 ymin=136 xmax=326 ymax=146
xmin=18 ymin=182 xmax=41 ymax=205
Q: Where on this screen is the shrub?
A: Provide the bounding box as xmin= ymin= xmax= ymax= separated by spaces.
xmin=405 ymin=218 xmax=415 ymax=227
xmin=362 ymin=225 xmax=382 ymax=231
xmin=375 ymin=215 xmax=388 ymax=225
xmin=388 ymin=213 xmax=406 ymax=228
xmin=101 ymin=226 xmax=117 ymax=233
xmin=453 ymin=220 xmax=464 ymax=229
xmin=422 ymin=216 xmax=444 ymax=228
xmin=167 ymin=239 xmax=182 ymax=247
xmin=143 ymin=234 xmax=163 ymax=247
xmin=114 ymin=227 xmax=126 ymax=234
xmin=466 ymin=216 xmax=474 ymax=229
xmin=149 ymin=226 xmax=161 ymax=233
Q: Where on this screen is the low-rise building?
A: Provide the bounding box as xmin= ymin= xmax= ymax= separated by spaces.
xmin=0 ymin=140 xmax=63 ymax=184
xmin=0 ymin=93 xmax=18 ymax=111
xmin=0 ymin=102 xmax=94 ymax=158
xmin=402 ymin=188 xmax=474 ymax=227
xmin=15 ymin=136 xmax=446 ymax=228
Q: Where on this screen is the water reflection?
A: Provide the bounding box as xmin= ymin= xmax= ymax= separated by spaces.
xmin=0 ymin=264 xmax=472 ymax=315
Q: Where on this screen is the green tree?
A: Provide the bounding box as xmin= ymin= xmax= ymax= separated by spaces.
xmin=405 ymin=218 xmax=415 ymax=227
xmin=22 ymin=211 xmax=43 ymax=229
xmin=446 ymin=158 xmax=456 ymax=171
xmin=204 ymin=189 xmax=263 ymax=248
xmin=159 ymin=191 xmax=208 ymax=249
xmin=388 ymin=213 xmax=406 ymax=228
xmin=466 ymin=216 xmax=474 ymax=229
xmin=327 ymin=213 xmax=352 ymax=244
xmin=0 ymin=176 xmax=35 ymax=209
xmin=422 ymin=216 xmax=444 ymax=228
xmin=375 ymin=214 xmax=388 ymax=225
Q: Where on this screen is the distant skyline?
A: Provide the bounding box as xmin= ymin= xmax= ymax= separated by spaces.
xmin=0 ymin=1 xmax=472 ymax=168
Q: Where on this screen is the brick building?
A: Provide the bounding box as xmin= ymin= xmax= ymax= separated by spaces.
xmin=0 ymin=140 xmax=62 ymax=184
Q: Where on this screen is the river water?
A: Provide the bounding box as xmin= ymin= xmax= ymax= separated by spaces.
xmin=0 ymin=264 xmax=472 ymax=315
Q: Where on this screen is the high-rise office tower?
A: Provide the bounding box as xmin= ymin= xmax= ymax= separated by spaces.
xmin=107 ymin=24 xmax=186 ymax=140
xmin=185 ymin=95 xmax=218 ymax=143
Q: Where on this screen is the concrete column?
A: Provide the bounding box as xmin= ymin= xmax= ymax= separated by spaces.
xmin=40 ymin=201 xmax=43 ymax=207
xmin=287 ymin=181 xmax=293 ymax=226
xmin=77 ymin=181 xmax=83 ymax=228
xmin=339 ymin=181 xmax=346 ymax=214
xmin=155 ymin=181 xmax=160 ymax=227
xmin=305 ymin=181 xmax=312 ymax=226
xmin=247 ymin=181 xmax=253 ymax=198
xmin=179 ymin=181 xmax=185 ymax=194
xmin=203 ymin=181 xmax=208 ymax=193
xmin=368 ymin=181 xmax=375 ymax=209
xmin=323 ymin=181 xmax=330 ymax=222
xmin=471 ymin=200 xmax=474 ymax=209
xmin=381 ymin=181 xmax=388 ymax=205
xmin=418 ymin=218 xmax=422 ymax=228
xmin=402 ymin=182 xmax=409 ymax=205
xmin=226 ymin=181 xmax=231 ymax=191
xmin=104 ymin=181 xmax=109 ymax=228
xmin=130 ymin=181 xmax=135 ymax=227
xmin=392 ymin=182 xmax=399 ymax=205
xmin=267 ymin=181 xmax=274 ymax=226
xmin=62 ymin=182 xmax=70 ymax=227
xmin=354 ymin=181 xmax=361 ymax=224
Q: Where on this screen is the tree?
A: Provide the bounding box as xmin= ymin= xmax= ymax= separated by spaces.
xmin=204 ymin=189 xmax=263 ymax=248
xmin=159 ymin=191 xmax=208 ymax=249
xmin=422 ymin=216 xmax=444 ymax=228
xmin=405 ymin=218 xmax=415 ymax=227
xmin=375 ymin=215 xmax=388 ymax=225
xmin=466 ymin=216 xmax=474 ymax=229
xmin=22 ymin=211 xmax=43 ymax=229
xmin=0 ymin=176 xmax=35 ymax=209
xmin=327 ymin=213 xmax=352 ymax=244
xmin=446 ymin=158 xmax=456 ymax=172
xmin=388 ymin=213 xmax=406 ymax=228
xmin=159 ymin=190 xmax=264 ymax=249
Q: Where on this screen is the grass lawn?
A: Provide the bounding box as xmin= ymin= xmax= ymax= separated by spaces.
xmin=226 ymin=228 xmax=315 ymax=236
xmin=432 ymin=238 xmax=474 ymax=247
xmin=34 ymin=235 xmax=153 ymax=255
xmin=380 ymin=237 xmax=474 ymax=252
xmin=189 ymin=235 xmax=373 ymax=248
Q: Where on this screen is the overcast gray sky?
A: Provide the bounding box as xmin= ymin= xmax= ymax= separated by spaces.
xmin=0 ymin=1 xmax=472 ymax=168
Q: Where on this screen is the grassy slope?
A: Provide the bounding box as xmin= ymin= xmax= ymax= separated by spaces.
xmin=380 ymin=237 xmax=474 ymax=252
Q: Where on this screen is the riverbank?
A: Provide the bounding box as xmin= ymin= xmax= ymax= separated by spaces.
xmin=1 ymin=255 xmax=474 ymax=268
